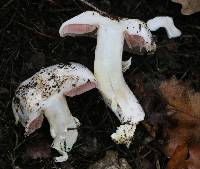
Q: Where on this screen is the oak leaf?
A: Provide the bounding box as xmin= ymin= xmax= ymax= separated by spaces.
xmin=159 ymin=77 xmax=200 ymax=169
xmin=166 ymin=144 xmax=188 ymax=169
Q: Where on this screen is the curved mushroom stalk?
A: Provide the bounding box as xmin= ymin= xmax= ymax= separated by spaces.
xmin=147 ymin=17 xmax=181 ymax=38
xmin=42 ymin=94 xmax=80 ymax=162
xmin=59 ymin=11 xmax=181 ymax=147
xmin=94 ymin=27 xmax=145 ymax=147
xmin=12 ymin=63 xmax=96 ymax=162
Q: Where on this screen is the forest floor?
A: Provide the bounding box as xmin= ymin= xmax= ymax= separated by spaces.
xmin=0 ymin=0 xmax=199 ymax=169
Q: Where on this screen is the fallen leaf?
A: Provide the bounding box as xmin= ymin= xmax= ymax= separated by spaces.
xmin=166 ymin=144 xmax=188 ymax=169
xmin=171 ymin=0 xmax=200 ymax=15
xmin=159 ymin=77 xmax=200 ymax=169
xmin=186 ymin=144 xmax=200 ymax=169
xmin=88 ymin=150 xmax=132 ymax=169
xmin=21 ymin=136 xmax=52 ymax=161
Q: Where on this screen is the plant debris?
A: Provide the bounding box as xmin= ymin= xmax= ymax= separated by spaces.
xmin=171 ymin=0 xmax=200 ymax=15
xmin=159 ymin=77 xmax=200 ymax=169
xmin=21 ymin=136 xmax=52 ymax=161
xmin=88 ymin=150 xmax=132 ymax=169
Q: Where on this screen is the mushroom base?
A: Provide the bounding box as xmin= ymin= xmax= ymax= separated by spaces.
xmin=111 ymin=124 xmax=137 ymax=148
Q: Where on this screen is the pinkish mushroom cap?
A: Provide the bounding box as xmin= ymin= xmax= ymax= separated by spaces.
xmin=59 ymin=11 xmax=156 ymax=53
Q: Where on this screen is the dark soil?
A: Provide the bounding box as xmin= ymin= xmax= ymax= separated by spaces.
xmin=0 ymin=0 xmax=199 ymax=169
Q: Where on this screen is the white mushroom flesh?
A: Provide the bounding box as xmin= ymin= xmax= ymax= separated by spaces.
xmin=147 ymin=16 xmax=181 ymax=38
xmin=59 ymin=11 xmax=181 ymax=146
xmin=122 ymin=57 xmax=132 ymax=73
xmin=12 ymin=62 xmax=96 ymax=162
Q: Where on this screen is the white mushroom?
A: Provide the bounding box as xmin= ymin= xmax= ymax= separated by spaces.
xmin=12 ymin=63 xmax=96 ymax=162
xmin=59 ymin=11 xmax=181 ymax=147
xmin=147 ymin=17 xmax=182 ymax=38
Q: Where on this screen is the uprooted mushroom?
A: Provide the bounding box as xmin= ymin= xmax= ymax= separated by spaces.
xmin=59 ymin=11 xmax=181 ymax=147
xmin=12 ymin=63 xmax=96 ymax=162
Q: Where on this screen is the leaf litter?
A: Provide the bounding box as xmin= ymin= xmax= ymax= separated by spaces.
xmin=159 ymin=77 xmax=200 ymax=169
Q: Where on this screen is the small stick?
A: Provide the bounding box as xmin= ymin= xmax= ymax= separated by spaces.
xmin=78 ymin=0 xmax=109 ymax=16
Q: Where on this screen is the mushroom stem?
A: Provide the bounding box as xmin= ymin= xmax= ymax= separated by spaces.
xmin=59 ymin=11 xmax=181 ymax=147
xmin=43 ymin=93 xmax=80 ymax=162
xmin=94 ymin=25 xmax=144 ymax=146
xmin=147 ymin=17 xmax=181 ymax=38
xmin=12 ymin=63 xmax=96 ymax=162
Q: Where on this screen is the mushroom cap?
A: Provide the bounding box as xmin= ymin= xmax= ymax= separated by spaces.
xmin=12 ymin=62 xmax=96 ymax=135
xmin=59 ymin=11 xmax=106 ymax=37
xmin=59 ymin=11 xmax=156 ymax=53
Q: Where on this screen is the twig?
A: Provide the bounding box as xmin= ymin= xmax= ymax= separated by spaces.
xmin=1 ymin=0 xmax=14 ymax=9
xmin=78 ymin=0 xmax=109 ymax=16
xmin=16 ymin=22 xmax=55 ymax=39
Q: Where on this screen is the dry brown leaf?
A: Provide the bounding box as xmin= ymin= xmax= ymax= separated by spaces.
xmin=171 ymin=0 xmax=200 ymax=15
xmin=166 ymin=144 xmax=188 ymax=169
xmin=159 ymin=77 xmax=200 ymax=125
xmin=159 ymin=77 xmax=200 ymax=169
xmin=186 ymin=144 xmax=200 ymax=169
